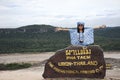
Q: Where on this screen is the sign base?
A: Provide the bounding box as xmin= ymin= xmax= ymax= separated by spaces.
xmin=43 ymin=45 xmax=106 ymax=79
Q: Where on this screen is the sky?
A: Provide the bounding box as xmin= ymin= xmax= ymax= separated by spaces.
xmin=0 ymin=0 xmax=120 ymax=28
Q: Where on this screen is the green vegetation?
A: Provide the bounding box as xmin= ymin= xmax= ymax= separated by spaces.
xmin=0 ymin=25 xmax=70 ymax=53
xmin=0 ymin=25 xmax=119 ymax=53
xmin=0 ymin=63 xmax=32 ymax=70
xmin=94 ymin=27 xmax=120 ymax=51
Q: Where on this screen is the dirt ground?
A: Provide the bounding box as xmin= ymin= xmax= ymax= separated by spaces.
xmin=0 ymin=52 xmax=120 ymax=80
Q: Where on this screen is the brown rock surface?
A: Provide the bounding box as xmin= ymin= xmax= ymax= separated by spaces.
xmin=43 ymin=45 xmax=106 ymax=79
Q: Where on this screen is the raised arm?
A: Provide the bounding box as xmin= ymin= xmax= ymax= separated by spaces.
xmin=55 ymin=25 xmax=106 ymax=32
xmin=93 ymin=25 xmax=107 ymax=29
xmin=55 ymin=27 xmax=69 ymax=32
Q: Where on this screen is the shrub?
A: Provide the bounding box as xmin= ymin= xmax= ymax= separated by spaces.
xmin=0 ymin=63 xmax=32 ymax=70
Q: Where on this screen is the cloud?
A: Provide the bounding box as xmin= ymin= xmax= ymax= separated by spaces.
xmin=0 ymin=0 xmax=120 ymax=28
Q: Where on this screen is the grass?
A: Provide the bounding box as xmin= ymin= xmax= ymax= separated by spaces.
xmin=0 ymin=63 xmax=32 ymax=70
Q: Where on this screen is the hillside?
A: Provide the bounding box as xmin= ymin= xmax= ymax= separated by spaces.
xmin=0 ymin=25 xmax=70 ymax=53
xmin=94 ymin=27 xmax=120 ymax=51
xmin=0 ymin=25 xmax=120 ymax=53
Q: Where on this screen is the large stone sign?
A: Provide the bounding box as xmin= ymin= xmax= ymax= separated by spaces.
xmin=43 ymin=45 xmax=106 ymax=79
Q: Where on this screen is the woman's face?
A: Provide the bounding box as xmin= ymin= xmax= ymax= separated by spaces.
xmin=78 ymin=25 xmax=84 ymax=30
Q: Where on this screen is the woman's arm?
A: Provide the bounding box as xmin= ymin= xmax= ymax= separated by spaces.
xmin=93 ymin=25 xmax=106 ymax=29
xmin=55 ymin=25 xmax=106 ymax=31
xmin=55 ymin=27 xmax=69 ymax=31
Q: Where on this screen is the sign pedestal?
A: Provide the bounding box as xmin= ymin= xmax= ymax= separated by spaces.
xmin=45 ymin=78 xmax=107 ymax=80
xmin=43 ymin=45 xmax=106 ymax=79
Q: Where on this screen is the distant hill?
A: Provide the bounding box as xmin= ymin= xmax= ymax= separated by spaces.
xmin=0 ymin=25 xmax=119 ymax=53
xmin=0 ymin=24 xmax=55 ymax=33
xmin=95 ymin=27 xmax=120 ymax=38
xmin=94 ymin=27 xmax=120 ymax=51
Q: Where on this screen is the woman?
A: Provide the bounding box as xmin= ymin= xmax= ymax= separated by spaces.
xmin=69 ymin=22 xmax=105 ymax=46
xmin=77 ymin=22 xmax=85 ymax=43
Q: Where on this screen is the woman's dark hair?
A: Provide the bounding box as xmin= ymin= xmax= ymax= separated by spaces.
xmin=77 ymin=24 xmax=84 ymax=33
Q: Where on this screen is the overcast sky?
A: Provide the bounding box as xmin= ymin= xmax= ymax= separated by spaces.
xmin=0 ymin=0 xmax=120 ymax=28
